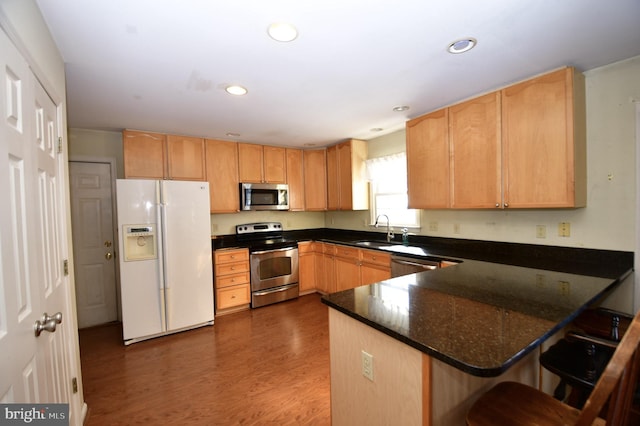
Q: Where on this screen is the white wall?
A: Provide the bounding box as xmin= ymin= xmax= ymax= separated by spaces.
xmin=69 ymin=128 xmax=125 ymax=178
xmin=330 ymin=56 xmax=640 ymax=252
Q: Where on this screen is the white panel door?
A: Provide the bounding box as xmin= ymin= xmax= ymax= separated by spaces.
xmin=0 ymin=27 xmax=77 ymax=420
xmin=70 ymin=161 xmax=117 ymax=328
xmin=161 ymin=180 xmax=214 ymax=331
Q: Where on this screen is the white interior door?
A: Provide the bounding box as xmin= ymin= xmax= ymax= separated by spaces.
xmin=0 ymin=27 xmax=77 ymax=419
xmin=70 ymin=161 xmax=118 ymax=328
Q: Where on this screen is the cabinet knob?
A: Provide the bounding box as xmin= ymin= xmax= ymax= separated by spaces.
xmin=504 ymin=203 xmax=509 ymax=208
xmin=495 ymin=203 xmax=500 ymax=208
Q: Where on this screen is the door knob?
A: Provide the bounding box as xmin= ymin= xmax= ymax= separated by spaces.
xmin=34 ymin=312 xmax=62 ymax=337
xmin=105 ymin=252 xmax=112 ymax=260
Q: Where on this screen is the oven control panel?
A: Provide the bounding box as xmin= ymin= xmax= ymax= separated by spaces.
xmin=236 ymin=222 xmax=283 ymax=235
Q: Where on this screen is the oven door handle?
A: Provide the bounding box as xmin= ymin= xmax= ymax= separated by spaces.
xmin=251 ymin=246 xmax=297 ymax=255
xmin=253 ymin=283 xmax=298 ymax=297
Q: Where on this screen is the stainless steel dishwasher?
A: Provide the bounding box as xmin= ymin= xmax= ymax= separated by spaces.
xmin=390 ymin=255 xmax=440 ymax=277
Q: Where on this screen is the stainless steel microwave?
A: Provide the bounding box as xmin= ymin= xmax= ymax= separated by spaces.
xmin=240 ymin=183 xmax=289 ymax=211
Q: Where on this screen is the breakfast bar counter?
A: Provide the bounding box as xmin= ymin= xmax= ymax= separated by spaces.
xmin=321 ymin=257 xmax=632 ymax=425
xmin=321 ymin=259 xmax=625 ymax=376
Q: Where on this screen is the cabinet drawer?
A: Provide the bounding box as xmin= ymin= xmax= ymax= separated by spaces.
xmin=322 ymin=243 xmax=336 ymax=255
xmin=215 ymin=248 xmax=249 ymax=264
xmin=216 ymin=271 xmax=250 ymax=289
xmin=216 ymin=284 xmax=251 ymax=309
xmin=297 ymin=241 xmax=315 ymax=253
xmin=215 ymin=260 xmax=249 ymax=276
xmin=335 ymin=245 xmax=360 ymax=261
xmin=361 ymin=249 xmax=391 ymax=267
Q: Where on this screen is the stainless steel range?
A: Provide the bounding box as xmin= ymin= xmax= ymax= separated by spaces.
xmin=236 ymin=222 xmax=299 ymax=308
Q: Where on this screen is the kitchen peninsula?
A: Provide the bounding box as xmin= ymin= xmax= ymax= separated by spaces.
xmin=321 ymin=250 xmax=632 ymax=425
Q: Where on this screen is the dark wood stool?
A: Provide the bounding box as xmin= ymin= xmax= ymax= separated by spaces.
xmin=540 ymin=308 xmax=633 ymax=406
xmin=466 ymin=309 xmax=640 ymax=426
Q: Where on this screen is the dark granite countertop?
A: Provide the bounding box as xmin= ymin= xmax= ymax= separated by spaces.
xmin=212 ymin=227 xmax=633 ymax=376
xmin=321 ymin=259 xmax=631 ymax=377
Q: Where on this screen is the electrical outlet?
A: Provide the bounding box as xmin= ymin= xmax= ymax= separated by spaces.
xmin=453 ymin=223 xmax=460 ymax=234
xmin=429 ymin=221 xmax=438 ymax=232
xmin=361 ymin=350 xmax=374 ymax=381
xmin=558 ymin=281 xmax=570 ymax=296
xmin=558 ymin=222 xmax=571 ymax=237
xmin=536 ymin=225 xmax=546 ymax=239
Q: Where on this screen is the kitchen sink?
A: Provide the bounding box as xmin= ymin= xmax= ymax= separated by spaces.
xmin=353 ymin=240 xmax=394 ymax=248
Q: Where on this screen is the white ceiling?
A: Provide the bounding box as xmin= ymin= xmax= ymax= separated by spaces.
xmin=35 ymin=0 xmax=640 ymax=148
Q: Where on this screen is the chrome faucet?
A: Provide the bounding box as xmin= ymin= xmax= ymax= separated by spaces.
xmin=374 ymin=214 xmax=394 ymax=242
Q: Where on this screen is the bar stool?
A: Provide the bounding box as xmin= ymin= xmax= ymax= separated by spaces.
xmin=540 ymin=308 xmax=633 ymax=406
xmin=466 ymin=309 xmax=640 ymax=426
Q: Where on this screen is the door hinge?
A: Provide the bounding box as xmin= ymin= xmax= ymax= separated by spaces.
xmin=72 ymin=377 xmax=78 ymax=394
xmin=57 ymin=137 xmax=63 ymax=154
xmin=63 ymin=259 xmax=69 ymax=276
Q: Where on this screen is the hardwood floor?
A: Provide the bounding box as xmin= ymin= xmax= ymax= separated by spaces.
xmin=79 ymin=294 xmax=330 ymax=425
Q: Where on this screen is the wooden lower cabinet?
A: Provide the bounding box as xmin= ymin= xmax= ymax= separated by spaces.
xmin=320 ymin=243 xmax=336 ymax=294
xmin=335 ymin=245 xmax=361 ymax=291
xmin=214 ymin=248 xmax=250 ymax=313
xmin=360 ymin=249 xmax=391 ymax=285
xmin=335 ymin=246 xmax=391 ymax=291
xmin=298 ymin=241 xmax=316 ymax=294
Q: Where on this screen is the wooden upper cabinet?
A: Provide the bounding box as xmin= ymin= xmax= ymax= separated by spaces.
xmin=406 ymin=109 xmax=450 ymax=209
xmin=286 ymin=148 xmax=305 ymax=211
xmin=326 ymin=145 xmax=339 ymax=210
xmin=303 ymin=148 xmax=327 ymax=211
xmin=123 ymin=130 xmax=205 ymax=181
xmin=123 ymin=130 xmax=166 ymax=179
xmin=238 ymin=143 xmax=286 ymax=183
xmin=166 ymin=135 xmax=206 ymax=181
xmin=502 ymin=67 xmax=586 ymax=208
xmin=449 ymin=91 xmax=502 ymax=209
xmin=407 ymin=67 xmax=586 ymax=210
xmin=263 ymin=146 xmax=287 ymax=183
xmin=326 ymin=139 xmax=369 ymax=211
xmin=205 ymin=139 xmax=239 ymax=213
xmin=237 ymin=143 xmax=264 ymax=183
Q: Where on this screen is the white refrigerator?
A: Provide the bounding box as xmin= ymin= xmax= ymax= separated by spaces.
xmin=116 ymin=179 xmax=214 ymax=345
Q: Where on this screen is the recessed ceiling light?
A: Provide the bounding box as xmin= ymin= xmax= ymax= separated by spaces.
xmin=226 ymin=132 xmax=240 ymax=138
xmin=268 ymin=23 xmax=298 ymax=42
xmin=225 ymin=85 xmax=248 ymax=96
xmin=447 ymin=38 xmax=477 ymax=54
xmin=393 ymin=106 xmax=410 ymax=112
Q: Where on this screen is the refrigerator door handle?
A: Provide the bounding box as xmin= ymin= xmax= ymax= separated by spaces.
xmin=157 ymin=182 xmax=168 ymax=332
